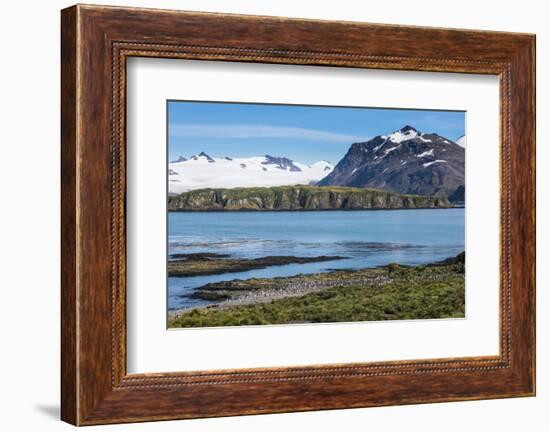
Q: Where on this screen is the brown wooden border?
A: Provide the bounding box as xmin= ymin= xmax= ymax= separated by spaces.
xmin=61 ymin=4 xmax=535 ymax=425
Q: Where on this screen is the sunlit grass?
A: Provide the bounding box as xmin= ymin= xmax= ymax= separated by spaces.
xmin=169 ymin=259 xmax=465 ymax=328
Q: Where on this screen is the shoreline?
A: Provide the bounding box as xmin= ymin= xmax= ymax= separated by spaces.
xmin=168 ymin=252 xmax=465 ymax=325
xmin=167 ymin=207 xmax=463 ymax=213
xmin=168 ymin=267 xmax=390 ymax=319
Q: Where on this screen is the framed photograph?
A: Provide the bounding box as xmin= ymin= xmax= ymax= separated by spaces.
xmin=61 ymin=4 xmax=535 ymax=425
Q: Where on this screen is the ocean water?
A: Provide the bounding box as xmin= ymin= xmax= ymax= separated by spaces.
xmin=168 ymin=209 xmax=465 ymax=310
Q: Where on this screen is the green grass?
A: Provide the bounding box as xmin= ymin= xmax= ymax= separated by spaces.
xmin=169 ymin=262 xmax=465 ymax=328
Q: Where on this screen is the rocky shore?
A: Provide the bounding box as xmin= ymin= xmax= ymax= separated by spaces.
xmin=168 ymin=252 xmax=465 ymax=327
xmin=168 ymin=253 xmax=346 ymax=277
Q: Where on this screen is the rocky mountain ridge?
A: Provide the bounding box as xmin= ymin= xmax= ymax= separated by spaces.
xmin=318 ymin=125 xmax=465 ymax=203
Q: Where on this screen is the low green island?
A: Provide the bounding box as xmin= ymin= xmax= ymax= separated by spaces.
xmin=168 ymin=185 xmax=451 ymax=211
xmin=168 ymin=252 xmax=465 ymax=328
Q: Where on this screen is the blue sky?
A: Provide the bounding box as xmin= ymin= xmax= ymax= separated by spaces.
xmin=168 ymin=101 xmax=465 ymax=164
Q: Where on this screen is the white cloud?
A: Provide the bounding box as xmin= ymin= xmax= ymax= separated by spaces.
xmin=170 ymin=124 xmax=365 ymax=143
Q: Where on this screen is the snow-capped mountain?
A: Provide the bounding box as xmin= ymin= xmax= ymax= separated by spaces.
xmin=170 ymin=155 xmax=187 ymax=163
xmin=456 ymin=135 xmax=466 ymax=148
xmin=318 ymin=125 xmax=465 ymax=202
xmin=169 ymin=153 xmax=334 ymax=193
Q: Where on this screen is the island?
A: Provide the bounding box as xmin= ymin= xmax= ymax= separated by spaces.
xmin=168 ymin=185 xmax=451 ymax=211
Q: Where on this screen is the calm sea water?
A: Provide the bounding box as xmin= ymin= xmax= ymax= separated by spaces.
xmin=168 ymin=209 xmax=465 ymax=310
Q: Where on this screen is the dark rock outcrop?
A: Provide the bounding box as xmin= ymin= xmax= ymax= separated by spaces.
xmin=191 ymin=152 xmax=216 ymax=162
xmin=170 ymin=155 xmax=187 ymax=163
xmin=262 ymin=155 xmax=302 ymax=172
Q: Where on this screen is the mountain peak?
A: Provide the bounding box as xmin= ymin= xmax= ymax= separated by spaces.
xmin=399 ymin=125 xmax=418 ymax=134
xmin=192 ymin=151 xmax=215 ymax=162
xmin=383 ymin=125 xmax=420 ymax=143
xmin=170 ymin=155 xmax=187 ymax=163
xmin=456 ymin=135 xmax=466 ymax=148
xmin=262 ymin=155 xmax=302 ymax=172
xmin=318 ymin=127 xmax=465 ymax=202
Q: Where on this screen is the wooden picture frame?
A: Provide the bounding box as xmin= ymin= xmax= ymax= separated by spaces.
xmin=61 ymin=4 xmax=536 ymax=425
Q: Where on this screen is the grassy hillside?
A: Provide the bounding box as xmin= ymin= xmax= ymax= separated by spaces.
xmin=168 ymin=185 xmax=451 ymax=211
